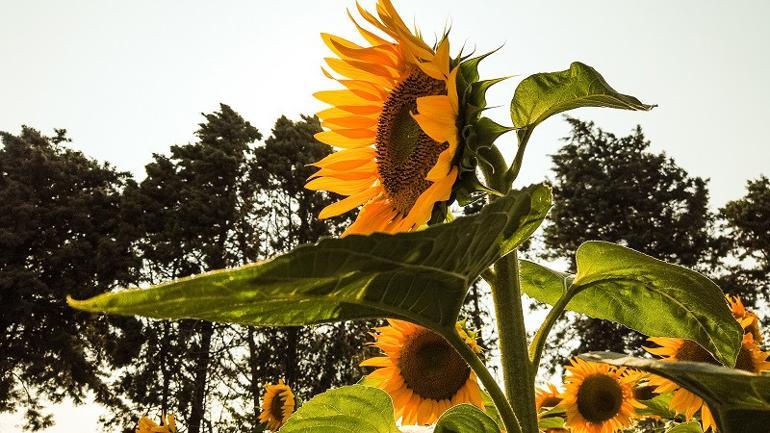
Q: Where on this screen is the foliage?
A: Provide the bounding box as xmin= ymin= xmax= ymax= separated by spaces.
xmin=717 ymin=176 xmax=770 ymax=319
xmin=542 ymin=117 xmax=714 ymax=365
xmin=0 ymin=127 xmax=139 ymax=430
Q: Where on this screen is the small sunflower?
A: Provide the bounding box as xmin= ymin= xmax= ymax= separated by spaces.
xmin=726 ymin=294 xmax=763 ymax=343
xmin=645 ymin=333 xmax=770 ymax=431
xmin=259 ymin=379 xmax=296 ymax=431
xmin=361 ymin=319 xmax=484 ymax=425
xmin=536 ymin=383 xmax=563 ymax=412
xmin=136 ymin=414 xmax=177 ymax=433
xmin=307 ymin=0 xmax=504 ymax=235
xmin=560 ymin=358 xmax=643 ymax=433
xmin=537 ymin=384 xmax=569 ymax=433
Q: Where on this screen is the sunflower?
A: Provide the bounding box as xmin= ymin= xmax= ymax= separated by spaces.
xmin=537 ymin=384 xmax=569 ymax=433
xmin=361 ymin=319 xmax=484 ymax=425
xmin=726 ymin=294 xmax=763 ymax=343
xmin=560 ymin=358 xmax=643 ymax=433
xmin=645 ymin=333 xmax=770 ymax=431
xmin=258 ymin=379 xmax=296 ymax=431
xmin=135 ymin=414 xmax=176 ymax=433
xmin=536 ymin=383 xmax=563 ymax=412
xmin=306 ymin=0 xmax=478 ymax=235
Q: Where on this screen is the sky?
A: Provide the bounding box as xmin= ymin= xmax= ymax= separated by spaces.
xmin=1 ymin=0 xmax=769 ymax=431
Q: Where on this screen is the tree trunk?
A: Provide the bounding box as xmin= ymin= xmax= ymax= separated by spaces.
xmin=188 ymin=320 xmax=213 ymax=433
xmin=285 ymin=327 xmax=298 ymax=386
xmin=247 ymin=326 xmax=261 ymax=428
xmin=161 ymin=322 xmax=170 ymax=415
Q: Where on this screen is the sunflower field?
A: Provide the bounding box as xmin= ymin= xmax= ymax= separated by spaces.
xmin=67 ymin=1 xmax=770 ymax=433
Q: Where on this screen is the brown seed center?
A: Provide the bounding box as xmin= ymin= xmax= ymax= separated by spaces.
xmin=540 ymin=396 xmax=562 ymax=408
xmin=576 ymin=374 xmax=624 ymax=423
xmin=675 ymin=340 xmax=720 ymax=365
xmin=269 ymin=391 xmax=286 ymax=421
xmin=397 ymin=329 xmax=470 ymax=401
xmin=376 ymin=69 xmax=447 ymax=215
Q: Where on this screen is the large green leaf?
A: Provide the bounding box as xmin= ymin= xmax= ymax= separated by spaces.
xmin=69 ymin=184 xmax=552 ymax=330
xmin=278 ymin=385 xmax=399 ymax=433
xmin=520 ymin=241 xmax=742 ymax=366
xmin=582 ymin=352 xmax=770 ymax=433
xmin=433 ymin=404 xmax=499 ymax=433
xmin=510 ymin=62 xmax=655 ymax=133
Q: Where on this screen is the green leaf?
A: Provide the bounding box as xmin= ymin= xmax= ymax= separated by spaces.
xmin=582 ymin=352 xmax=770 ymax=433
xmin=510 ymin=62 xmax=655 ymax=134
xmin=69 ymin=184 xmax=552 ymax=331
xmin=480 ymin=390 xmax=503 ymax=429
xmin=666 ymin=422 xmax=705 ymax=433
xmin=537 ymin=416 xmax=566 ymax=429
xmin=433 ymin=404 xmax=500 ymax=433
xmin=520 ymin=241 xmax=742 ymax=366
xmin=637 ymin=393 xmax=676 ymax=419
xmin=279 ymin=385 xmax=399 ymax=433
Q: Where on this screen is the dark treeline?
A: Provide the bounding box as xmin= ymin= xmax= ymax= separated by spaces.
xmin=0 ymin=104 xmax=495 ymax=433
xmin=1 ymin=107 xmax=768 ymax=432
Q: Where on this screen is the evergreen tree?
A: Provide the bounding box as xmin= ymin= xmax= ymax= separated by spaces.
xmin=718 ymin=176 xmax=770 ymax=338
xmin=108 ymin=104 xmax=263 ymax=433
xmin=542 ymin=117 xmax=712 ymax=364
xmin=0 ymin=127 xmax=140 ymax=430
xmin=241 ymin=114 xmax=372 ymax=408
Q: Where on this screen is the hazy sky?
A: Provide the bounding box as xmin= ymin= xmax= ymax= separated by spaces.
xmin=1 ymin=0 xmax=769 ymax=431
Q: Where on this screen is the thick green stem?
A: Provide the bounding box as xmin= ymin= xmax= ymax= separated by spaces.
xmin=506 ymin=129 xmax=532 ymax=185
xmin=529 ymin=284 xmax=574 ymax=370
xmin=443 ymin=330 xmax=522 ymax=433
xmin=491 ymin=252 xmax=539 ymax=433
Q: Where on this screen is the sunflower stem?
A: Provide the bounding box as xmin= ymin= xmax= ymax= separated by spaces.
xmin=529 ymin=281 xmax=575 ymax=370
xmin=443 ymin=330 xmax=523 ymax=433
xmin=490 ymin=251 xmax=539 ymax=433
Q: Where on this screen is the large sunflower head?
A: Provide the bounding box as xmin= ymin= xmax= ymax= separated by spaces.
xmin=307 ymin=0 xmax=507 ymax=235
xmin=726 ymin=294 xmax=763 ymax=343
xmin=645 ymin=333 xmax=770 ymax=431
xmin=259 ymin=379 xmax=296 ymax=431
xmin=135 ymin=414 xmax=177 ymax=433
xmin=560 ymin=358 xmax=643 ymax=433
xmin=360 ymin=319 xmax=484 ymax=425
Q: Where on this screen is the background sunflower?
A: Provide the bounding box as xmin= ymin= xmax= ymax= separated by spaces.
xmin=360 ymin=319 xmax=483 ymax=425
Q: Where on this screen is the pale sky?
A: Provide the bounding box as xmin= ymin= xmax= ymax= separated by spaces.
xmin=1 ymin=0 xmax=769 ymax=431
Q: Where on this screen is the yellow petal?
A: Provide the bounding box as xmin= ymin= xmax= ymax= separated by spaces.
xmin=322 ymin=115 xmax=378 ymax=130
xmin=413 ymin=112 xmax=455 ymax=145
xmin=347 ymin=8 xmax=390 ymax=46
xmin=325 ymin=58 xmax=395 ymax=89
xmin=320 ymin=187 xmax=380 ymax=219
xmin=359 ymin=356 xmax=393 ymax=368
xmin=315 ymin=130 xmax=375 ymax=148
xmin=425 ymin=146 xmax=455 ymax=182
xmin=305 ymin=176 xmax=376 ymax=195
xmin=314 ymin=90 xmax=378 ymax=106
xmin=311 ymin=147 xmax=375 ymax=169
xmin=448 ymin=67 xmax=459 ymax=113
xmin=400 ymin=168 xmax=457 ymax=230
